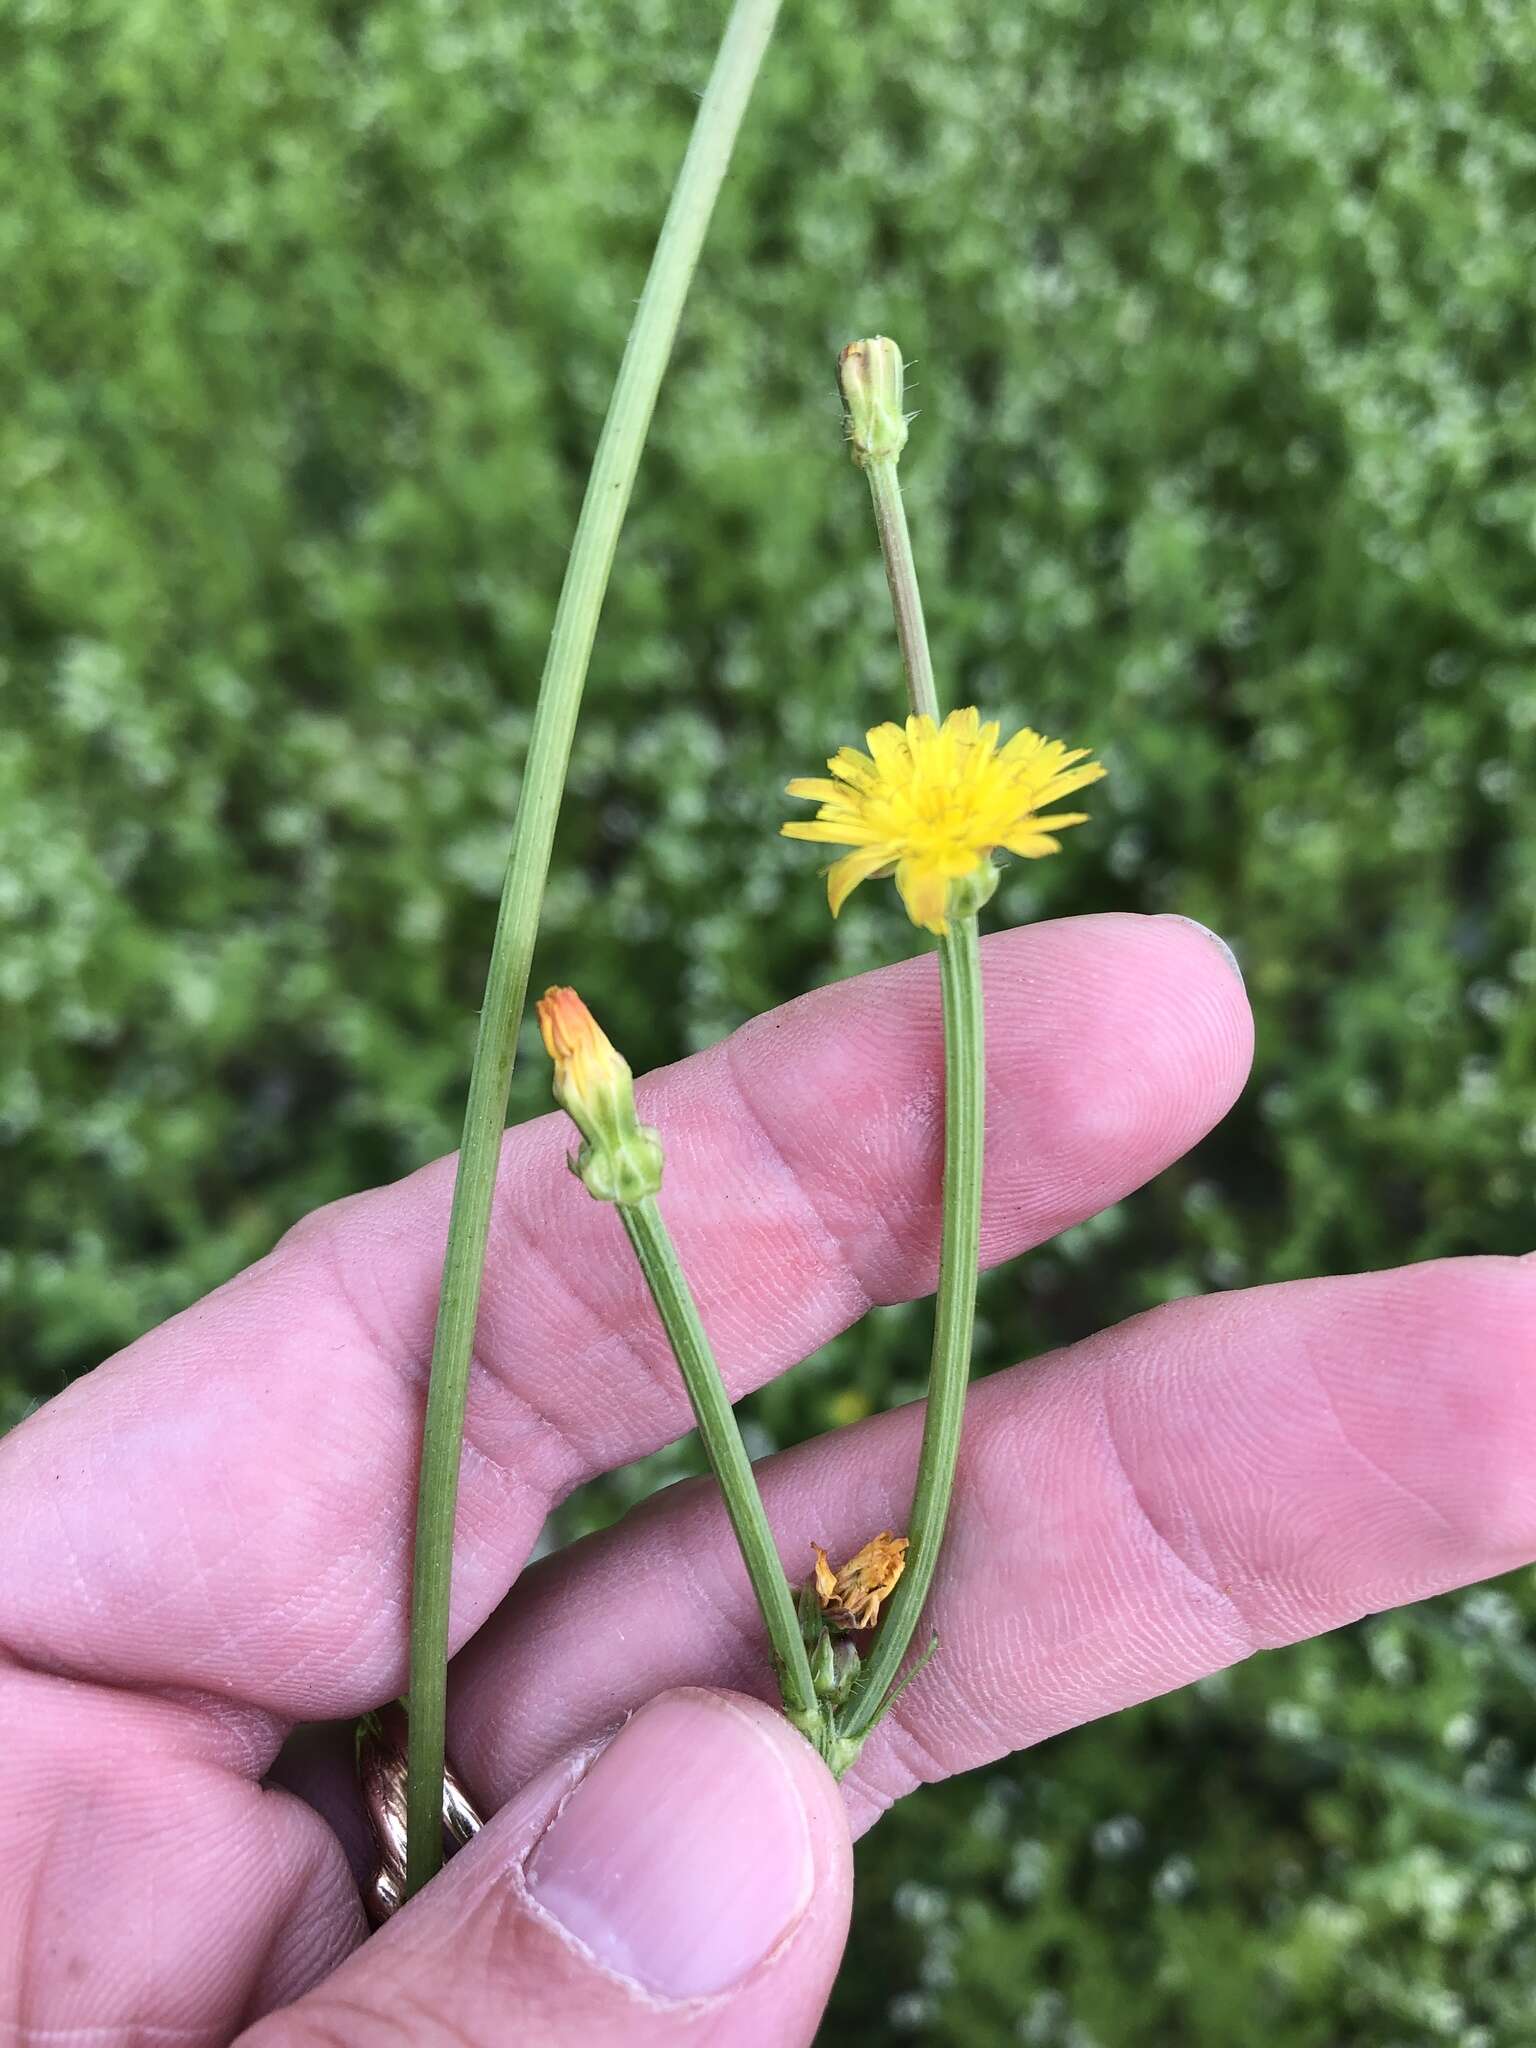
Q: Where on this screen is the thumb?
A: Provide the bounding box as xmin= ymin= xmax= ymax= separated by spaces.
xmin=248 ymin=1689 xmax=854 ymax=2047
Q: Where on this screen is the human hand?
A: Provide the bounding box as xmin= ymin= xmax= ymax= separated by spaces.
xmin=5 ymin=915 xmax=1533 ymax=2045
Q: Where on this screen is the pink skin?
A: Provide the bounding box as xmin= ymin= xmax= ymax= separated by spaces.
xmin=2 ymin=912 xmax=1532 ymax=2045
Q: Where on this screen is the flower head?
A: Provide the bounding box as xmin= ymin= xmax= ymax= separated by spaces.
xmin=782 ymin=707 xmax=1105 ymax=934
xmin=536 ymin=987 xmax=663 ymax=1205
xmin=811 ymin=1530 xmax=910 ymax=1632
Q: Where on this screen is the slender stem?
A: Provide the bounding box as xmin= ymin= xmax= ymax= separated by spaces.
xmin=404 ymin=0 xmax=782 ymax=1899
xmin=839 ymin=914 xmax=984 ymax=1740
xmin=620 ymin=1195 xmax=820 ymax=1724
xmin=864 ymin=456 xmax=940 ymax=722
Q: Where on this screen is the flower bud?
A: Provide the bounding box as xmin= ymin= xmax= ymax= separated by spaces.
xmin=811 ymin=1631 xmax=862 ymax=1705
xmin=536 ymin=987 xmax=663 ymax=1205
xmin=838 ymin=337 xmax=908 ymax=466
xmin=809 ymin=1629 xmax=836 ymax=1694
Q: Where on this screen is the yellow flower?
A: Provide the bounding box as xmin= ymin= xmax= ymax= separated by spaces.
xmin=811 ymin=1531 xmax=910 ymax=1632
xmin=782 ymin=706 xmax=1105 ymax=934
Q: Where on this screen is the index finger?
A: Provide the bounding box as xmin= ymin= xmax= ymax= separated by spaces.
xmin=0 ymin=914 xmax=1251 ymax=1721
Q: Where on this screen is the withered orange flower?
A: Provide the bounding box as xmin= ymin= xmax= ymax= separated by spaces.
xmin=811 ymin=1530 xmax=909 ymax=1631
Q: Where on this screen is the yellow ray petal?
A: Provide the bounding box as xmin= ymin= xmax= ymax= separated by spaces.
xmin=1016 ymin=810 xmax=1089 ymax=833
xmin=997 ymin=727 xmax=1046 ymax=766
xmin=828 ymin=747 xmax=880 ymax=791
xmin=828 ymin=843 xmax=897 ymax=916
xmin=894 ymin=856 xmax=952 ymax=934
xmin=1035 ymin=761 xmax=1108 ymax=805
xmin=781 ymin=818 xmax=881 ymax=846
xmin=865 ymin=721 xmax=913 ymax=775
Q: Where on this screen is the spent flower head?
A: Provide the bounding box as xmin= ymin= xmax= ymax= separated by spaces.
xmin=536 ymin=987 xmax=663 ymax=1205
xmin=811 ymin=1531 xmax=910 ymax=1633
xmin=783 ymin=706 xmax=1105 ymax=934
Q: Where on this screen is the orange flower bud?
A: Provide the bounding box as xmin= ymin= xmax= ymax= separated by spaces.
xmin=537 ymin=987 xmax=626 ymax=1111
xmin=535 ymin=987 xmax=662 ymax=1205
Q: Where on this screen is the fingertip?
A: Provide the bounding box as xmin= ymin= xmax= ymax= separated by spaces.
xmin=1153 ymin=909 xmax=1256 ymax=1088
xmin=1159 ymin=913 xmax=1245 ymax=985
xmin=979 ymin=911 xmax=1253 ymax=1078
xmin=713 ymin=910 xmax=1256 ymax=1311
xmin=1341 ymin=1256 xmax=1536 ymax=1563
xmin=519 ymin=1687 xmax=851 ymax=2003
xmin=975 ymin=914 xmax=1254 ymax=1252
xmin=1151 ymin=911 xmax=1256 ymax=1071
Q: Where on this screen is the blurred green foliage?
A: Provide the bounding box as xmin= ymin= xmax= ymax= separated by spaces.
xmin=4 ymin=0 xmax=1535 ymax=2038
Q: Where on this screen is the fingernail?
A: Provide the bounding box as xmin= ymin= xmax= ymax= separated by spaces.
xmin=526 ymin=1691 xmax=814 ymax=1998
xmin=1165 ymin=914 xmax=1244 ymax=983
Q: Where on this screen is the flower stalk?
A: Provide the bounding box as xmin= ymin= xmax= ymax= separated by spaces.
xmin=806 ymin=334 xmax=991 ymax=1747
xmin=838 ymin=338 xmax=938 ymax=723
xmin=806 ymin=343 xmax=996 ymax=1745
xmin=838 ymin=910 xmax=984 ymax=1740
xmin=536 ymin=988 xmax=825 ymax=1754
xmin=781 ymin=343 xmax=1102 ymax=1755
xmin=618 ymin=1196 xmax=822 ymax=1737
xmin=403 ymin=0 xmax=782 ymax=1900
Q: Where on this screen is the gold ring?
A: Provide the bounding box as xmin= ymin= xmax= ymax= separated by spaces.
xmin=356 ymin=1704 xmax=483 ymax=1925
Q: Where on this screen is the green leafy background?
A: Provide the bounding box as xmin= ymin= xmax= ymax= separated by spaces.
xmin=5 ymin=0 xmax=1535 ymax=2038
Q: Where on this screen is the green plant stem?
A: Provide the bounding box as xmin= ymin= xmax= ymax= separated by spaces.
xmin=619 ymin=1194 xmax=821 ymax=1729
xmin=404 ymin=0 xmax=782 ymax=1900
xmin=863 ymin=456 xmax=940 ymax=721
xmin=837 ymin=353 xmax=980 ymax=1744
xmin=839 ymin=913 xmax=984 ymax=1741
